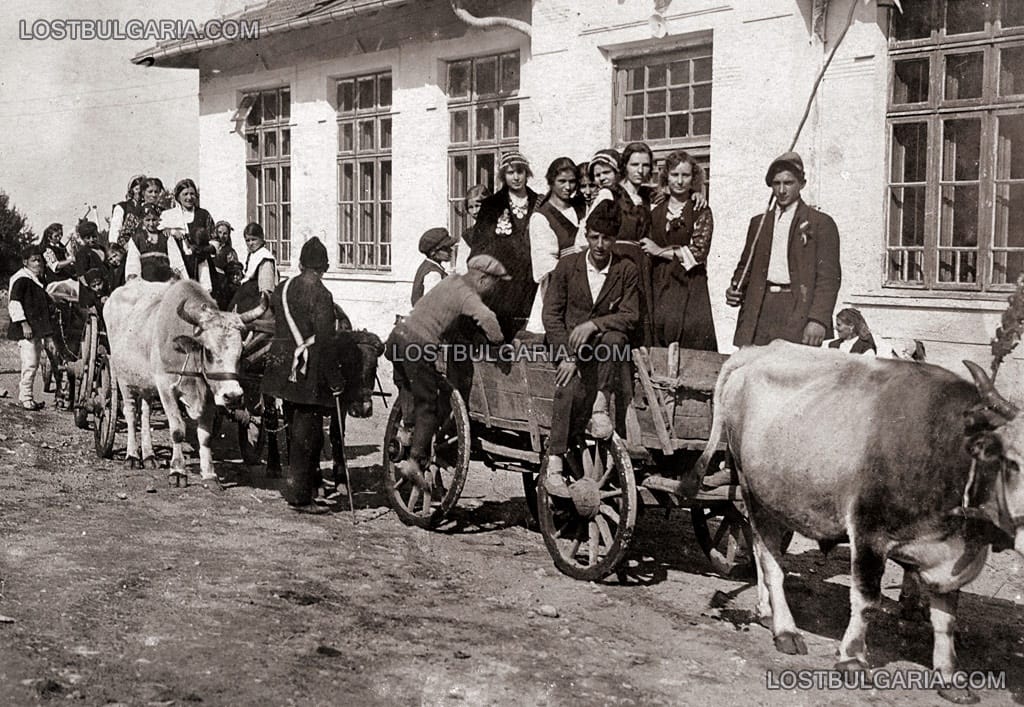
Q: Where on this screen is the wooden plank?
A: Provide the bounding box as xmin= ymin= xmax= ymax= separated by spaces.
xmin=633 ymin=348 xmax=674 ymax=455
xmin=477 ymin=437 xmax=541 ymax=464
xmin=517 ymin=357 xmax=541 ymax=452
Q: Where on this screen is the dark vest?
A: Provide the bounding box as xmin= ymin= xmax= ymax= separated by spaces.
xmin=411 ymin=259 xmax=447 ymax=306
xmin=115 ymin=199 xmax=144 ymax=244
xmin=134 ymin=231 xmax=174 ymax=282
xmin=537 ymin=199 xmax=585 ymax=257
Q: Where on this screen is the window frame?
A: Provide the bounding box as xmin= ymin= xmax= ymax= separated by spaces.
xmin=243 ymin=86 xmax=292 ymax=265
xmin=336 ymin=70 xmax=393 ymax=272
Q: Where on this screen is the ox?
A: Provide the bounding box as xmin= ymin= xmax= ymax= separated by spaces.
xmin=698 ymin=341 xmax=1024 ymax=701
xmin=104 ymin=279 xmax=267 ymax=486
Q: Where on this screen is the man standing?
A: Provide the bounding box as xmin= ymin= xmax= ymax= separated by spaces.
xmin=726 ymin=151 xmax=840 ymax=347
xmin=541 ymin=199 xmax=639 ymax=497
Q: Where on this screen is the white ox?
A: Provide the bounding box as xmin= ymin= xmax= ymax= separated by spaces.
xmin=103 ymin=279 xmax=267 ymax=485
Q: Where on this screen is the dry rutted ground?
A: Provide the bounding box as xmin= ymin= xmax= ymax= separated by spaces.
xmin=3 ymin=341 xmax=1024 ymax=706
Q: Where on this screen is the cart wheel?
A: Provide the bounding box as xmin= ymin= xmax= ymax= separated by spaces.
xmin=691 ymin=501 xmax=756 ymax=579
xmin=537 ymin=434 xmax=638 ymax=581
xmin=74 ymin=315 xmax=99 ymax=429
xmin=382 ymin=387 xmax=470 ymax=528
xmin=93 ymin=345 xmax=119 ymax=459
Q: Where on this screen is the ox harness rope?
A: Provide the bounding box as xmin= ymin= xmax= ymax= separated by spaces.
xmin=172 ymin=348 xmax=241 ymax=387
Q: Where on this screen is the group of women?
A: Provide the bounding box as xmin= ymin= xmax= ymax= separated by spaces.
xmin=457 ymin=142 xmax=718 ymax=352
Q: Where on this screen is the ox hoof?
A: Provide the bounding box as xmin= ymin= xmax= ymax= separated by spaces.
xmin=937 ymin=686 xmax=979 ymax=705
xmin=834 ymin=659 xmax=869 ymax=674
xmin=898 ymin=599 xmax=930 ymax=624
xmin=168 ymin=471 xmax=189 ymax=488
xmin=142 ymin=456 xmax=158 ymax=470
xmin=125 ymin=456 xmax=142 ymax=470
xmin=773 ymin=632 xmax=808 ymax=655
xmin=201 ymin=477 xmax=225 ymax=495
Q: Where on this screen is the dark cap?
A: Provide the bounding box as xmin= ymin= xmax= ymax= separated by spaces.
xmin=585 ymin=199 xmax=621 ymax=238
xmin=467 ymin=254 xmax=511 ymax=280
xmin=299 ymin=236 xmax=329 ymax=271
xmin=765 ymin=151 xmax=805 ymax=186
xmin=85 ymin=267 xmax=106 ymax=283
xmin=418 ymin=227 xmax=455 ymax=255
xmin=78 ymin=220 xmax=99 ymax=239
xmin=20 ymin=244 xmax=42 ymax=260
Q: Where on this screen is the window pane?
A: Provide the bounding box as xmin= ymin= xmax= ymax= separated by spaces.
xmin=626 ymin=118 xmax=644 ymax=141
xmin=946 ymin=0 xmax=987 ymax=35
xmin=381 ymin=161 xmax=392 ymax=201
xmin=360 ymin=205 xmax=374 ymax=243
xmin=648 ymin=65 xmax=667 ymax=88
xmin=280 ymin=90 xmax=290 ymax=121
xmin=938 ymin=249 xmax=977 ymax=283
xmin=476 ymin=57 xmax=498 ymax=95
xmin=647 ymin=90 xmax=667 ymax=114
xmin=893 ymin=58 xmax=930 ymax=104
xmin=263 ymin=91 xmax=278 ymax=122
xmin=693 ymin=56 xmax=712 ymax=82
xmin=281 ymin=166 xmax=290 ymax=203
xmin=379 ymin=74 xmax=392 ymax=107
xmin=692 ymin=84 xmax=712 ymax=109
xmin=451 ymin=155 xmax=469 ymax=196
xmin=646 ymin=116 xmax=666 ymax=140
xmin=358 ymin=78 xmax=375 ymax=110
xmin=942 ymin=118 xmax=981 ymax=181
xmin=670 ymin=88 xmax=689 ymax=112
xmin=246 ymin=131 xmax=259 ymax=160
xmin=476 ymin=105 xmax=496 ymax=140
xmin=500 ymin=54 xmax=520 ymax=93
xmin=264 ymin=205 xmax=278 ymax=243
xmin=281 ymin=205 xmax=290 ymax=257
xmin=944 ymin=52 xmax=984 ymax=100
xmin=940 ymin=184 xmax=980 ymax=246
xmin=997 ymin=114 xmax=1024 ymax=179
xmin=451 ymin=110 xmax=469 ymax=143
xmin=503 ymin=103 xmax=519 ymax=139
xmin=628 ymin=68 xmax=644 ymax=91
xmin=359 ymin=120 xmax=375 ymax=151
xmin=448 ymin=61 xmax=470 ymax=97
xmin=888 ymin=249 xmax=924 ymax=282
xmin=281 ymin=128 xmax=290 ymax=156
xmin=338 ymin=81 xmax=355 ymax=112
xmin=341 ymin=163 xmax=354 ymax=201
xmin=475 ymin=153 xmax=495 ymax=190
xmin=626 ymin=93 xmax=644 ymax=116
xmin=889 ymin=186 xmax=926 ymax=246
xmin=340 ymin=123 xmax=354 ymax=152
xmin=894 ymin=0 xmax=933 ymax=40
xmin=381 ymin=202 xmax=392 ymax=246
xmin=380 ymin=117 xmax=392 ymax=150
xmin=1005 ymin=0 xmax=1024 ymax=27
xmin=340 ymin=205 xmax=354 ymax=242
xmin=992 ymin=251 xmax=1024 ymax=286
xmin=669 ymin=61 xmax=689 ymax=85
xmin=246 ymin=94 xmax=262 ymax=127
xmin=669 ymin=113 xmax=689 ymax=138
xmin=263 ymin=167 xmax=277 ymax=202
xmin=693 ymin=111 xmax=711 ymax=135
xmin=1000 ymin=45 xmax=1024 ymax=97
xmin=994 ymin=184 xmax=1024 ymax=248
xmin=892 ymin=122 xmax=928 ymax=182
xmin=360 ymin=162 xmax=374 ymax=200
xmin=263 ymin=130 xmax=277 ymax=158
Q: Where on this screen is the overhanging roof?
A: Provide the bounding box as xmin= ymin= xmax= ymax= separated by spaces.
xmin=132 ymin=0 xmax=411 ymax=67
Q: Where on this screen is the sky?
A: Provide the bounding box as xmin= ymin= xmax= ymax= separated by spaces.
xmin=0 ymin=0 xmax=249 ymax=235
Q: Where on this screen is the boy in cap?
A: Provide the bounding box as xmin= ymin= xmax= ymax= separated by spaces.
xmin=386 ymin=254 xmax=508 ymax=491
xmin=411 ymin=227 xmax=455 ymax=306
xmin=726 ymin=151 xmax=841 ymax=348
xmin=541 ymin=199 xmax=639 ymax=497
xmin=74 ymin=220 xmax=108 ymax=288
xmin=6 ymin=246 xmax=53 ymax=410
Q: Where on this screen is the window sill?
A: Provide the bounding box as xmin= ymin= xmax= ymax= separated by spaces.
xmin=847 ymin=289 xmax=1013 ymax=312
xmin=324 ymin=270 xmax=399 ymax=284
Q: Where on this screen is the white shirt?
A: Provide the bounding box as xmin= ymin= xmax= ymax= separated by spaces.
xmin=529 ymin=205 xmax=584 ymax=285
xmin=767 ymin=201 xmax=797 ymax=285
xmin=586 ymin=252 xmax=611 ymax=303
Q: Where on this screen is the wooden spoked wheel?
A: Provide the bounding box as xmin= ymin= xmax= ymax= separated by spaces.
xmin=74 ymin=315 xmax=100 ymax=429
xmin=382 ymin=387 xmax=470 ymax=528
xmin=537 ymin=434 xmax=638 ymax=581
xmin=93 ymin=345 xmax=119 ymax=459
xmin=691 ymin=501 xmax=755 ymax=579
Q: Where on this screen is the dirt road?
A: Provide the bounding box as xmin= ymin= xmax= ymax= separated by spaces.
xmin=2 ymin=340 xmax=1024 ymax=706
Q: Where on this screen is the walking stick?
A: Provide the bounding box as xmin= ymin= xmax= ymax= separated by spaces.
xmin=333 ymin=392 xmax=358 ymax=525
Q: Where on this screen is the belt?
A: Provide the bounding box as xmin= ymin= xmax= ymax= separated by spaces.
xmin=766 ymin=281 xmax=792 ymax=293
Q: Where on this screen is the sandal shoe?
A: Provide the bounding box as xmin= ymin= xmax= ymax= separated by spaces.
xmin=586 ymin=409 xmax=613 ymax=440
xmin=290 ymin=502 xmax=330 ymax=515
xmin=21 ymin=401 xmax=44 ymax=411
xmin=543 ymin=472 xmax=572 ymax=498
xmin=397 ymin=459 xmax=430 ymax=492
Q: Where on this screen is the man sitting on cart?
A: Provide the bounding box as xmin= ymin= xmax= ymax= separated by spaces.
xmin=385 ymin=254 xmax=509 ymax=492
xmin=541 ymin=198 xmax=639 ymax=497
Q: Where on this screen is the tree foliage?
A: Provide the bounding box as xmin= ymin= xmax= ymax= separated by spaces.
xmin=0 ymin=191 xmax=34 ymax=288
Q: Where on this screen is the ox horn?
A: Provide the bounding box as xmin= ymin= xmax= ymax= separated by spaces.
xmin=964 ymin=360 xmax=1019 ymax=420
xmin=177 ymin=299 xmax=206 ymax=327
xmin=239 ymin=292 xmax=270 ymax=325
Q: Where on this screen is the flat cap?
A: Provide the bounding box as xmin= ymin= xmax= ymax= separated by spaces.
xmin=765 ymin=151 xmax=805 ymax=186
xmin=418 ymin=227 xmax=455 ymax=255
xmin=77 ymin=220 xmax=99 ymax=239
xmin=467 ymin=254 xmax=511 ymax=280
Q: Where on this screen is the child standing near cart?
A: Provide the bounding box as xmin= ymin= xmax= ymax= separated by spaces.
xmin=6 ymin=246 xmax=53 ymax=410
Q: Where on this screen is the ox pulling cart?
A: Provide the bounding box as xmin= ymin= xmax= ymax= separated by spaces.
xmin=382 ymin=341 xmax=754 ymax=581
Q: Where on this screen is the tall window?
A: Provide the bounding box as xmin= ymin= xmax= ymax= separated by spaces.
xmin=613 ymin=43 xmax=713 ymax=182
xmin=337 ymin=71 xmax=393 ymax=270
xmin=447 ymin=51 xmax=521 ymax=238
xmin=886 ymin=0 xmax=1024 ymax=291
xmin=243 ymin=87 xmax=291 ymax=263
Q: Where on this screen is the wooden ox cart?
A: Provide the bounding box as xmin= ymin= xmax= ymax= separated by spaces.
xmin=382 ymin=341 xmax=754 ymax=581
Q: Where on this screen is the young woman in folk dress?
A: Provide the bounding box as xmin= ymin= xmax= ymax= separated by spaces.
xmin=641 ymin=151 xmax=717 ymax=351
xmin=453 ymin=184 xmax=491 ymax=276
xmin=109 ymin=174 xmax=147 ymax=248
xmin=160 ymin=178 xmax=217 ymax=290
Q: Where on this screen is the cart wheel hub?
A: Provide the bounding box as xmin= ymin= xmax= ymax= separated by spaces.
xmin=569 ymin=478 xmax=601 ymax=519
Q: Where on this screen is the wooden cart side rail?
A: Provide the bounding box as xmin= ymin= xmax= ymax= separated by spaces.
xmin=632 ymin=348 xmax=674 ymax=455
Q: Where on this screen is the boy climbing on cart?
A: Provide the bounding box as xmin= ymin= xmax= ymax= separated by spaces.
xmin=541 ymin=198 xmax=640 ymax=497
xmin=385 ymin=253 xmax=509 ymax=492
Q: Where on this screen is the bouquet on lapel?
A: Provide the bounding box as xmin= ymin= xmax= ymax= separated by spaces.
xmin=991 ymin=274 xmax=1024 ymax=379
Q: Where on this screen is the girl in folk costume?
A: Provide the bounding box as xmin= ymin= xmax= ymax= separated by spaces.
xmin=124 ymin=203 xmax=188 ymax=282
xmin=230 ymin=222 xmax=278 ymax=311
xmin=525 ymin=157 xmax=587 ymax=333
xmin=411 ymin=227 xmax=456 ymax=306
xmin=39 ymin=222 xmax=75 ymax=283
xmin=576 ymin=161 xmax=599 ymax=208
xmin=453 ymin=184 xmax=491 ymax=276
xmin=470 ymin=151 xmax=541 ymax=341
xmin=641 ymin=151 xmax=717 ymax=350
xmin=160 ymin=178 xmax=217 ymax=291
xmin=825 ymin=308 xmax=877 ymax=355
xmin=109 ymin=174 xmax=147 ymax=247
